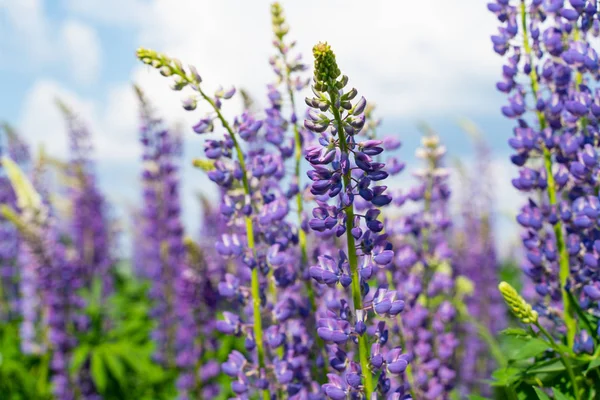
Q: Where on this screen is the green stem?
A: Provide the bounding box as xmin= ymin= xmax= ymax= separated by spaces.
xmin=457 ymin=306 xmax=507 ymax=368
xmin=329 ymin=91 xmax=374 ymax=397
xmin=519 ymin=0 xmax=575 ymax=348
xmin=506 ymin=385 xmax=519 ymax=400
xmin=535 ymin=321 xmax=581 ymax=400
xmin=279 ymin=49 xmax=327 ymax=382
xmin=386 ymin=271 xmax=417 ymax=398
xmin=278 ymin=51 xmax=315 ymax=305
xmin=421 ymin=156 xmax=436 ymax=310
xmin=0 ymin=280 xmax=6 ymax=321
xmin=196 ymin=87 xmax=268 ymax=395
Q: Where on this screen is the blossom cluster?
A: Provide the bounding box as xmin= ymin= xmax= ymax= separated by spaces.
xmin=489 ymin=0 xmax=600 ymax=349
xmin=0 ymin=2 xmax=545 ymax=400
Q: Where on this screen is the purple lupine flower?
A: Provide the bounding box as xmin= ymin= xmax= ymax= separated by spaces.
xmin=2 ymin=157 xmax=80 ymax=400
xmin=138 ymin=32 xmax=317 ymax=395
xmin=452 ymin=131 xmax=506 ymax=396
xmin=387 ymin=134 xmax=458 ymax=399
xmin=133 ymin=87 xmax=201 ymax=399
xmin=305 ymin=42 xmax=408 ymax=399
xmin=488 ymin=0 xmax=600 ymax=348
xmin=0 ymin=124 xmax=29 ymax=322
xmin=58 ymin=102 xmax=113 ymax=297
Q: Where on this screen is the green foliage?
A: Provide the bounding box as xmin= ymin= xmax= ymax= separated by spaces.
xmin=490 ymin=327 xmax=600 ymax=400
xmin=0 ymin=321 xmax=52 ymax=399
xmin=68 ymin=271 xmax=178 ymax=400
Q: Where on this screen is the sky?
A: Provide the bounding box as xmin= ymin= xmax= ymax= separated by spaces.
xmin=0 ymin=0 xmax=524 ymax=256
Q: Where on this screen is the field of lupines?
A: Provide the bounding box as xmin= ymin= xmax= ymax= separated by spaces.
xmin=3 ymin=1 xmax=600 ymax=399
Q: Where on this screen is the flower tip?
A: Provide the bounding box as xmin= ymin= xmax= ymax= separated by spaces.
xmin=313 ymin=42 xmax=331 ymax=56
xmin=498 ymin=281 xmax=511 ymax=292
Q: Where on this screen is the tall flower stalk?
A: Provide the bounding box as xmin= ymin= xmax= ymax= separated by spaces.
xmin=489 ymin=0 xmax=600 ymax=348
xmin=305 ymin=42 xmax=407 ymax=399
xmin=57 ymin=102 xmax=113 ymax=296
xmin=267 ymin=2 xmax=330 ymax=381
xmin=137 ymin=49 xmax=275 ymax=397
xmin=1 ymin=157 xmax=80 ymax=400
xmin=269 ymin=0 xmax=315 ymax=310
xmin=389 ymin=133 xmax=458 ymax=399
xmin=453 ymin=127 xmax=506 ymax=395
xmin=0 ymin=124 xmax=29 ymax=322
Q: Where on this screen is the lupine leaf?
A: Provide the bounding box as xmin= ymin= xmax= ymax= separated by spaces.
xmin=533 ymin=387 xmax=551 ymax=400
xmin=70 ymin=344 xmax=91 ymax=376
xmin=501 ymin=328 xmax=530 ymax=337
xmin=91 ymin=349 xmax=108 ymax=393
xmin=491 ymin=367 xmax=522 ymax=386
xmin=102 ymin=347 xmax=125 ymax=388
xmin=508 ymin=338 xmax=549 ymax=361
xmin=551 ymin=388 xmax=571 ymax=400
xmin=527 ymin=358 xmax=565 ymax=374
xmin=585 ymin=357 xmax=600 ymax=374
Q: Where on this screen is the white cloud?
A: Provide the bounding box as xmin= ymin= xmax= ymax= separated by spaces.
xmin=61 ymin=20 xmax=102 ymax=85
xmin=19 ymin=80 xmax=95 ymax=158
xmin=11 ymin=0 xmax=521 ymax=251
xmin=63 ymin=0 xmax=149 ymax=26
xmin=2 ymin=1 xmax=102 ymax=86
xmin=131 ymin=0 xmax=503 ymax=118
xmin=58 ymin=0 xmax=504 ymax=118
xmin=2 ymin=0 xmax=53 ymax=60
xmin=18 ymin=79 xmax=139 ymax=161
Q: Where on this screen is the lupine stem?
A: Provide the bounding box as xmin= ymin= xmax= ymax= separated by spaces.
xmin=453 ymin=300 xmax=507 ymax=368
xmin=421 ymin=154 xmax=436 ymax=309
xmin=142 ymin=53 xmax=268 ymax=397
xmin=0 ymin=283 xmax=6 ymax=321
xmin=534 ymin=321 xmax=581 ymax=400
xmin=190 ymin=86 xmax=269 ymax=400
xmin=279 ymin=49 xmax=328 ymax=382
xmin=386 ymin=270 xmax=417 ymax=399
xmin=277 ymin=45 xmax=316 ymax=316
xmin=519 ymin=0 xmax=576 ymax=348
xmin=329 ymin=90 xmax=374 ymax=397
xmin=201 ymin=91 xmax=271 ymax=400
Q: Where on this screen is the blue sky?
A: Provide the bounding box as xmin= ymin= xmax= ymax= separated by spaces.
xmin=1 ymin=0 xmax=523 ymax=255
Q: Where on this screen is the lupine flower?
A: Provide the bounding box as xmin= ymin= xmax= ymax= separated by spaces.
xmin=388 ymin=134 xmax=458 ymax=399
xmin=137 ymin=41 xmax=319 ymax=397
xmin=57 ymin=102 xmax=113 ymax=296
xmin=304 ymin=42 xmax=407 ymax=399
xmin=499 ymin=281 xmax=539 ymax=324
xmin=488 ymin=0 xmax=600 ymax=348
xmin=0 ymin=124 xmax=29 ymax=322
xmin=452 ymin=128 xmax=505 ymax=395
xmin=1 ymin=157 xmax=80 ymax=400
xmin=133 ymin=86 xmax=201 ymax=399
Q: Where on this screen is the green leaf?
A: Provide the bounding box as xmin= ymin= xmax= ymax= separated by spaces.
xmin=551 ymin=388 xmax=570 ymax=400
xmin=509 ymin=338 xmax=549 ymax=361
xmin=468 ymin=395 xmax=492 ymax=400
xmin=90 ymin=349 xmax=108 ymax=393
xmin=533 ymin=387 xmax=551 ymax=400
xmin=112 ymin=343 xmax=146 ymax=374
xmin=70 ymin=344 xmax=90 ymax=376
xmin=585 ymin=356 xmax=600 ymax=374
xmin=501 ymin=328 xmax=531 ymax=337
xmin=527 ymin=358 xmax=565 ymax=374
xmin=102 ymin=348 xmax=125 ymax=388
xmin=491 ymin=367 xmax=522 ymax=386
